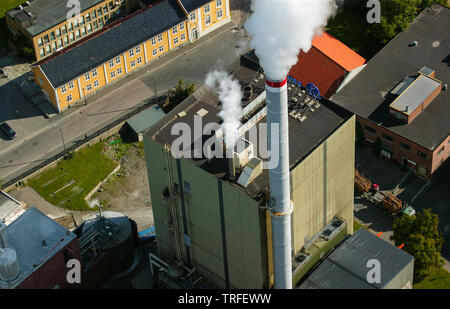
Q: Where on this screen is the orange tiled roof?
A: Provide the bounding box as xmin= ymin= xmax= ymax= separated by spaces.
xmin=311 ymin=32 xmax=366 ymax=72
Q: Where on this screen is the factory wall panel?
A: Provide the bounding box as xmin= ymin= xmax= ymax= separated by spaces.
xmin=291 ymin=115 xmax=355 ymax=254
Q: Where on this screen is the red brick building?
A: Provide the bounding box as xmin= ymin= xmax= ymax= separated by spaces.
xmin=289 ymin=31 xmax=366 ymax=98
xmin=332 ymin=5 xmax=450 ymax=179
xmin=0 ymin=207 xmax=80 ymax=289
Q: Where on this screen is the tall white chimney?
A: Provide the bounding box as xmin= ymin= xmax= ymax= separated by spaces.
xmin=266 ymin=77 xmax=293 ymax=289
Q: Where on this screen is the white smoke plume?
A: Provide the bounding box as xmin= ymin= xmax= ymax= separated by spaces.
xmin=205 ymin=70 xmax=243 ymax=150
xmin=244 ymin=0 xmax=337 ymax=81
xmin=88 ymin=198 xmax=100 ymax=209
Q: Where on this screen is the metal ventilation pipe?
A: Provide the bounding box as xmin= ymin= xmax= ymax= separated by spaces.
xmin=266 ymin=77 xmax=293 ymax=289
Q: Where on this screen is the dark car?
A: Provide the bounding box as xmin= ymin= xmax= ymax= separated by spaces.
xmin=0 ymin=123 xmax=16 ymax=140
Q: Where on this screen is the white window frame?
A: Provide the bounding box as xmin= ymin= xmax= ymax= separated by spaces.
xmin=159 ymin=45 xmax=164 ymax=53
xmin=205 ymin=15 xmax=211 ymax=26
xmin=174 ymin=37 xmax=178 ymax=45
xmin=180 ymin=23 xmax=185 ymax=31
xmin=68 ymin=81 xmax=74 ymax=90
xmin=158 ymin=33 xmax=163 ymax=42
xmin=61 ymin=85 xmax=67 ymax=94
xmin=94 ymin=80 xmax=99 ymax=88
xmin=172 ymin=26 xmax=178 ymax=35
xmin=117 ymin=67 xmax=122 ymax=75
xmin=109 ymin=60 xmax=114 ymax=68
xmin=110 ymin=71 xmax=116 ymax=79
xmin=67 ymin=94 xmax=72 ymax=102
xmin=92 ymin=69 xmax=98 ymax=77
xmin=86 ymin=84 xmax=92 ymax=91
xmin=151 ymin=37 xmax=156 ymax=45
xmin=136 ymin=46 xmax=141 ymax=54
xmin=217 ymin=8 xmax=223 ymax=20
xmin=85 ymin=72 xmax=90 ymax=81
xmin=180 ymin=33 xmax=186 ymax=41
xmin=152 ymin=49 xmax=157 ymax=56
xmin=204 ymin=4 xmax=210 ymax=13
xmin=137 ymin=57 xmax=142 ymax=64
xmin=190 ymin=12 xmax=196 ymax=21
xmin=115 ymin=56 xmax=121 ymax=64
xmin=129 ymin=49 xmax=135 ymax=57
xmin=130 ymin=60 xmax=136 ymax=68
xmin=216 ymin=0 xmax=222 ymax=7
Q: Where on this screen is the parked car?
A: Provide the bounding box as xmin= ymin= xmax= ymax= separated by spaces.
xmin=0 ymin=123 xmax=17 ymax=140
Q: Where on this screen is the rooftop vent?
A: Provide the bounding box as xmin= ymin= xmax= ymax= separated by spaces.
xmin=196 ymin=108 xmax=208 ymax=117
xmin=237 ymin=157 xmax=263 ymax=187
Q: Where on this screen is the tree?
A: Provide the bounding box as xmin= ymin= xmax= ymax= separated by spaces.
xmin=373 ymin=0 xmax=448 ymax=44
xmin=162 ymin=79 xmax=195 ymax=113
xmin=391 ymin=209 xmax=444 ymax=282
xmin=12 ymin=34 xmax=35 ymax=61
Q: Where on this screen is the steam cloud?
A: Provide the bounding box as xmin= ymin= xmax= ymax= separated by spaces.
xmin=244 ymin=0 xmax=337 ymax=81
xmin=205 ymin=70 xmax=243 ymax=150
xmin=88 ymin=198 xmax=100 ymax=208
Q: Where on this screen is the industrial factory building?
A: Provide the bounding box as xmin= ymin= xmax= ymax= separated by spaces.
xmin=143 ymin=53 xmax=356 ymax=288
xmin=298 ymin=228 xmax=414 ymax=289
xmin=0 ymin=207 xmax=140 ymax=289
xmin=332 ymin=4 xmax=450 ymax=179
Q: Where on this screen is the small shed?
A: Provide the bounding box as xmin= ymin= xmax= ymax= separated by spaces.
xmin=126 ymin=105 xmax=165 ymax=142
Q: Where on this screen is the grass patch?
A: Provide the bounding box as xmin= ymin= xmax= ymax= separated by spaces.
xmin=27 ymin=141 xmax=117 ymax=211
xmin=353 ymin=220 xmax=368 ymax=232
xmin=0 ymin=1 xmax=26 ymax=49
xmin=325 ymin=8 xmax=384 ymax=60
xmin=414 ymin=269 xmax=450 ymax=289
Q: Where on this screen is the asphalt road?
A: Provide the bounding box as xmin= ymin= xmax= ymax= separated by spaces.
xmin=0 ymin=23 xmax=248 ymax=184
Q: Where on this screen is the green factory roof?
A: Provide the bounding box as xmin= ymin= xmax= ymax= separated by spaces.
xmin=127 ymin=105 xmax=166 ymax=134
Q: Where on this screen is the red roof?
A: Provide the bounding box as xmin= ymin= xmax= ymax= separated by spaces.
xmin=289 ymin=32 xmax=366 ymax=98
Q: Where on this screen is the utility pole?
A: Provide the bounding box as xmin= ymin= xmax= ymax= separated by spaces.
xmin=60 ymin=128 xmax=66 ymax=155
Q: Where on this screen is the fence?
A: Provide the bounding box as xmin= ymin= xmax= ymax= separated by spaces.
xmin=3 ymin=92 xmax=168 ymax=190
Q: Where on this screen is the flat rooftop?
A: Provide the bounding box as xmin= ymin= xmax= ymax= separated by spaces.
xmin=332 ymin=4 xmax=450 ymax=150
xmin=146 ymin=56 xmax=353 ymax=199
xmin=6 ymin=207 xmax=77 ymax=287
xmin=390 ymin=74 xmax=441 ymax=116
xmin=298 ymin=228 xmax=414 ymax=289
xmin=7 ymin=0 xmax=106 ymax=37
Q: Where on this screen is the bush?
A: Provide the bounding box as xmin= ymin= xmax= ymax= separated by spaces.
xmin=12 ymin=34 xmax=35 ymax=61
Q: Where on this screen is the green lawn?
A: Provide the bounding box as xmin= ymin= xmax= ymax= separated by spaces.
xmin=325 ymin=8 xmax=384 ymax=60
xmin=353 ymin=219 xmax=368 ymax=232
xmin=414 ymin=269 xmax=450 ymax=289
xmin=0 ymin=1 xmax=26 ymax=49
xmin=27 ymin=142 xmax=118 ymax=211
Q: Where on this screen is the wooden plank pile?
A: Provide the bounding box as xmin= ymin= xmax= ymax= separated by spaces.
xmin=354 ymin=170 xmax=371 ymax=193
xmin=381 ymin=194 xmax=403 ymax=213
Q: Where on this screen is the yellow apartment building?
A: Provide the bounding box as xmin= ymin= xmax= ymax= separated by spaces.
xmin=31 ymin=0 xmax=231 ymax=112
xmin=6 ymin=0 xmax=126 ymax=61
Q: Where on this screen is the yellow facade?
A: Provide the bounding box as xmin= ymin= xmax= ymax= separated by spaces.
xmin=7 ymin=0 xmax=122 ymax=61
xmin=33 ymin=1 xmax=229 ymax=112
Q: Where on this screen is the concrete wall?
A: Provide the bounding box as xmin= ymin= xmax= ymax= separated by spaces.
xmin=291 ymin=115 xmax=355 ymax=254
